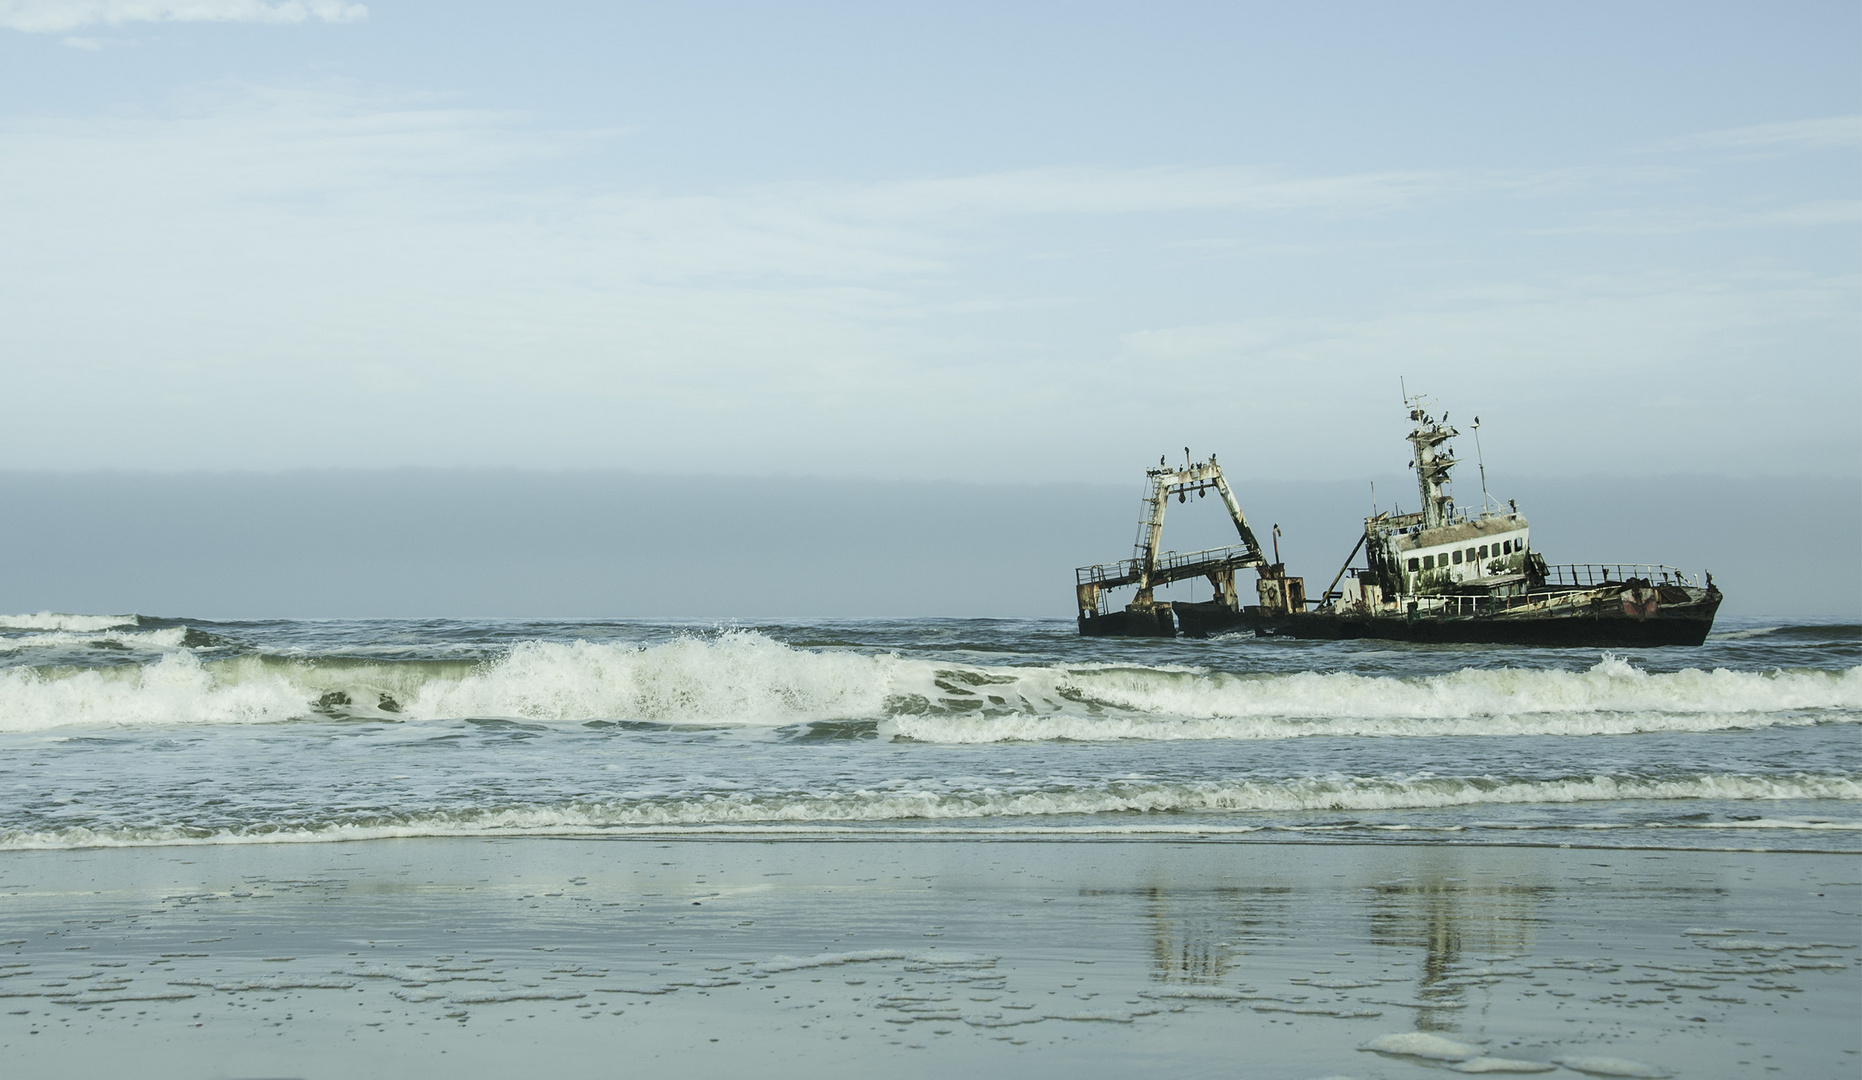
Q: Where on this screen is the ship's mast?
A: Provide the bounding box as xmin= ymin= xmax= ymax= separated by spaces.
xmin=1404 ymin=393 xmax=1458 ymax=528
xmin=1472 ymin=415 xmax=1494 ymax=515
xmin=1114 ymin=451 xmax=1269 ymax=610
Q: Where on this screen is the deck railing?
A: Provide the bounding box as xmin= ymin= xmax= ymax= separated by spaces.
xmin=1395 ymin=571 xmax=1702 ymax=619
xmin=1540 ymin=564 xmax=1697 ymax=588
xmin=1402 ymin=591 xmax=1591 ymax=618
xmin=1076 ymin=544 xmax=1259 ymax=588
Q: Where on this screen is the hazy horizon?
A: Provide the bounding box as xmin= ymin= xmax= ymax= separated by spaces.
xmin=4 ymin=468 xmax=1853 ymax=620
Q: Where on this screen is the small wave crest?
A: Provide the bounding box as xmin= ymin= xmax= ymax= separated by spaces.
xmin=1709 ymin=626 xmax=1782 ymax=641
xmin=1053 ymin=655 xmax=1862 ymax=722
xmin=0 ymin=627 xmax=192 ymax=653
xmin=882 ymin=708 xmax=1849 ymax=743
xmin=0 ymin=612 xmax=138 ymax=632
xmin=2 ymin=773 xmax=1853 ymax=849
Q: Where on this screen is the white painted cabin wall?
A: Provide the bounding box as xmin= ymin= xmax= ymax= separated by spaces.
xmin=1399 ymin=529 xmax=1530 ymax=592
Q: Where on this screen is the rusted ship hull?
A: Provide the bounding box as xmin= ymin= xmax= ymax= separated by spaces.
xmin=1077 ymin=606 xmax=1181 ymax=637
xmin=1073 ymin=398 xmax=1725 ymax=648
xmin=1166 ymin=591 xmax=1723 ymax=647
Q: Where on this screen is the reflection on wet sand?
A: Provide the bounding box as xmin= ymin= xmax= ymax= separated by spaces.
xmin=1364 ymin=865 xmax=1546 ymax=1029
xmin=2 ymin=840 xmax=1854 ymax=1079
xmin=1133 ymin=885 xmax=1294 ymax=985
xmin=1117 ymin=862 xmax=1544 ymax=1007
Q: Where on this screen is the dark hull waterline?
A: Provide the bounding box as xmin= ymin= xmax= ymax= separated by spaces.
xmin=1082 ymin=593 xmax=1723 ymax=647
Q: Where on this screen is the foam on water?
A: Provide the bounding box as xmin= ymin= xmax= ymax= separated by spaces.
xmin=0 ymin=633 xmax=911 ymax=732
xmin=0 ymin=627 xmax=190 ymax=653
xmin=0 ymin=630 xmax=1855 ymax=736
xmin=1551 ymin=1055 xmax=1673 ymax=1078
xmin=1363 ymin=1032 xmax=1484 ymax=1060
xmin=0 ymin=653 xmax=326 ymax=732
xmin=406 ymin=634 xmax=906 ymax=726
xmin=884 ymin=708 xmax=1847 ymax=742
xmin=1451 ymin=1058 xmax=1558 ymax=1074
xmin=0 ymin=612 xmax=138 ymax=632
xmin=1051 ymin=655 xmax=1862 ymax=721
xmin=3 ymin=772 xmax=1851 ymax=848
xmin=751 ymin=951 xmax=914 ymax=974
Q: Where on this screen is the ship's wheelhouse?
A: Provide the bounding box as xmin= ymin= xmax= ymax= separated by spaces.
xmin=1365 ymin=513 xmax=1531 ymax=599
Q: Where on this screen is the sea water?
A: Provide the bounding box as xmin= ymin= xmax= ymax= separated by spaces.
xmin=1 ymin=614 xmax=1855 ymax=852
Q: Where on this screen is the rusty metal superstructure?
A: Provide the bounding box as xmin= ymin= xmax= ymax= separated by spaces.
xmin=1074 ymin=451 xmax=1304 ymax=638
xmin=1075 ymin=396 xmax=1723 ymax=646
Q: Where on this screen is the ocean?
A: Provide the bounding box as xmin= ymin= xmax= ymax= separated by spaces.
xmin=3 ymin=613 xmax=1855 ymax=852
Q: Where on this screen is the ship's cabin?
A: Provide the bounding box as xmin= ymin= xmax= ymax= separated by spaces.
xmin=1363 ymin=510 xmax=1531 ymax=600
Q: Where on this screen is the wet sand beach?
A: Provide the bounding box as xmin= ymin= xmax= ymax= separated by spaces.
xmin=1 ymin=838 xmax=1855 ymax=1079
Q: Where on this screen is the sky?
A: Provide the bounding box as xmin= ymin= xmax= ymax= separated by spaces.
xmin=1 ymin=0 xmax=1857 ymax=485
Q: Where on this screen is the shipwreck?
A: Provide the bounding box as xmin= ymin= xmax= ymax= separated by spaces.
xmin=1074 ymin=396 xmax=1722 ymax=646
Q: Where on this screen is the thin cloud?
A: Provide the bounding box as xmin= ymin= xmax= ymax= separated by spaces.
xmin=1548 ymin=199 xmax=1862 ymax=236
xmin=0 ymin=0 xmax=365 ymax=32
xmin=0 ymin=84 xmax=1853 ymax=481
xmin=817 ymin=165 xmax=1454 ymax=221
xmin=1660 ymin=115 xmax=1862 ymax=153
xmin=1118 ymin=269 xmax=1858 ymax=382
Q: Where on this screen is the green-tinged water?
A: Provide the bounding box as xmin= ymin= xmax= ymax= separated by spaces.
xmin=0 ymin=613 xmax=1855 ymax=851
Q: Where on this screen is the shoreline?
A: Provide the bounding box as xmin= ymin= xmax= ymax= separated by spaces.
xmin=5 ymin=821 xmax=1858 ymax=855
xmin=6 ymin=834 xmax=1860 ymax=855
xmin=3 ymin=837 xmax=1855 ymax=1077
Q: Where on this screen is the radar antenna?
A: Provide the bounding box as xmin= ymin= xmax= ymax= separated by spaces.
xmin=1473 ymin=415 xmax=1494 ymax=515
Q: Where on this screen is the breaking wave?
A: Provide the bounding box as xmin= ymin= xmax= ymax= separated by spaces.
xmin=3 ymin=773 xmax=1854 ymax=849
xmin=0 ymin=634 xmax=899 ymax=732
xmin=1049 ymin=656 xmax=1861 ymax=721
xmin=0 ymin=627 xmax=191 ymax=653
xmin=0 ymin=631 xmax=1855 ymax=736
xmin=0 ymin=612 xmax=138 ymax=632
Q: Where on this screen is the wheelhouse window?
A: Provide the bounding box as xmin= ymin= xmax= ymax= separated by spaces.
xmin=1407 ymin=558 xmax=1419 ymax=571
xmin=1502 ymin=540 xmax=1512 ymax=554
xmin=1452 ymin=550 xmax=1463 ymax=564
xmin=1422 ymin=555 xmax=1434 ymax=569
xmin=1466 ymin=547 xmax=1477 ymax=563
xmin=1478 ymin=545 xmax=1488 ymax=559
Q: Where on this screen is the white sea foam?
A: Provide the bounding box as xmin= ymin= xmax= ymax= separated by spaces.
xmin=752 ymin=950 xmax=912 ymax=974
xmin=1671 ymin=817 xmax=1862 ymax=831
xmin=0 ymin=653 xmax=316 ymax=732
xmin=1551 ymin=1055 xmax=1672 ymax=1078
xmin=1363 ymin=1032 xmax=1484 ymax=1060
xmin=0 ymin=631 xmax=1853 ymax=735
xmin=0 ymin=633 xmax=919 ymax=732
xmin=0 ymin=612 xmax=138 ymax=631
xmin=451 ymin=989 xmax=584 ymax=1004
xmin=0 ymin=627 xmax=190 ymax=653
xmin=404 ymin=634 xmax=908 ymax=726
xmin=171 ymin=976 xmax=355 ymax=991
xmin=1051 ymin=655 xmax=1862 ymax=721
xmin=2 ymin=773 xmax=1853 ymax=849
xmin=886 ymin=708 xmax=1843 ymax=743
xmin=1450 ymin=1058 xmax=1557 ymax=1074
